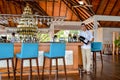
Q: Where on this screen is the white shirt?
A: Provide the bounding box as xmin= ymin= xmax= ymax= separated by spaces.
xmin=79 ymin=30 xmax=93 ymax=49
xmin=11 ymin=36 xmax=17 ymax=43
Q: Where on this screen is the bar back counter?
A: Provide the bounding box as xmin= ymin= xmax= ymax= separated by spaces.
xmin=0 ymin=42 xmax=82 ymax=76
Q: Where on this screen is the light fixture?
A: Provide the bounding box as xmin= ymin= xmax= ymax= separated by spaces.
xmin=0 ymin=4 xmax=65 ymax=36
xmin=78 ymin=1 xmax=84 ymax=5
xmin=17 ymin=4 xmax=38 ymax=36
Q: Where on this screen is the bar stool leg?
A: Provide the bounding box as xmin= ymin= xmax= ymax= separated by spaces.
xmin=93 ymin=52 xmax=96 ymax=70
xmin=49 ymin=58 xmax=52 ymax=80
xmin=30 ymin=59 xmax=32 ymax=80
xmin=11 ymin=58 xmax=15 ymax=80
xmin=56 ymin=58 xmax=58 ymax=80
xmin=100 ymin=51 xmax=103 ymax=65
xmin=20 ymin=59 xmax=23 ymax=80
xmin=15 ymin=58 xmax=18 ymax=80
xmin=42 ymin=57 xmax=46 ymax=80
xmin=63 ymin=57 xmax=67 ymax=80
xmin=36 ymin=58 xmax=40 ymax=80
xmin=7 ymin=59 xmax=10 ymax=79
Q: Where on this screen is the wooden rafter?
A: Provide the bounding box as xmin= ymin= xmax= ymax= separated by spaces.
xmin=27 ymin=1 xmax=48 ymax=16
xmin=95 ymin=0 xmax=102 ymax=14
xmin=12 ymin=2 xmax=19 ymax=27
xmin=68 ymin=0 xmax=92 ymax=21
xmin=75 ymin=0 xmax=94 ymax=15
xmin=104 ymin=0 xmax=118 ymax=27
xmin=73 ymin=0 xmax=93 ymax=15
xmin=86 ymin=0 xmax=95 ymax=16
xmin=68 ymin=0 xmax=86 ymax=20
xmin=2 ymin=0 xmax=7 ymax=13
xmin=13 ymin=1 xmax=48 ymax=16
xmin=109 ymin=0 xmax=118 ymax=15
xmin=14 ymin=1 xmax=24 ymax=14
xmin=102 ymin=0 xmax=109 ymax=15
xmin=59 ymin=0 xmax=62 ymax=16
xmin=98 ymin=0 xmax=109 ymax=26
xmin=45 ymin=0 xmax=47 ymax=13
xmin=94 ymin=0 xmax=100 ymax=13
xmin=62 ymin=0 xmax=82 ymax=20
xmin=108 ymin=0 xmax=119 ymax=27
xmin=65 ymin=6 xmax=68 ymax=17
xmin=52 ymin=0 xmax=55 ymax=16
xmin=70 ymin=12 xmax=73 ymax=21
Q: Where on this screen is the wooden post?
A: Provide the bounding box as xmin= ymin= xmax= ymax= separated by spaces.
xmin=112 ymin=32 xmax=115 ymax=55
xmin=93 ymin=18 xmax=98 ymax=42
xmin=49 ymin=23 xmax=55 ymax=41
xmin=116 ymin=32 xmax=119 ymax=55
xmin=112 ymin=32 xmax=119 ymax=55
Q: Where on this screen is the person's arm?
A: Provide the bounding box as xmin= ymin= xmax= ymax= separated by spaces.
xmin=78 ymin=31 xmax=84 ymax=45
xmin=89 ymin=38 xmax=94 ymax=43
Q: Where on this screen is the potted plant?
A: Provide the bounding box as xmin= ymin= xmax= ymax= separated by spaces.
xmin=114 ymin=36 xmax=120 ymax=47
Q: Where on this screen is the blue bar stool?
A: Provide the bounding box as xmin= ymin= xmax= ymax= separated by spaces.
xmin=91 ymin=42 xmax=103 ymax=65
xmin=0 ymin=43 xmax=15 ymax=80
xmin=42 ymin=43 xmax=67 ymax=80
xmin=15 ymin=43 xmax=40 ymax=80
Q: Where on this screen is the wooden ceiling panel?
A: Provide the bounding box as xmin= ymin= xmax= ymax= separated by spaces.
xmin=10 ymin=2 xmax=16 ymax=14
xmin=103 ymin=0 xmax=117 ymax=15
xmin=96 ymin=0 xmax=109 ymax=14
xmin=39 ymin=2 xmax=46 ymax=14
xmin=0 ymin=0 xmax=119 ymax=28
xmin=59 ymin=1 xmax=66 ymax=17
xmin=53 ymin=1 xmax=60 ymax=16
xmin=2 ymin=0 xmax=7 ymax=13
xmin=110 ymin=0 xmax=120 ymax=15
xmin=91 ymin=0 xmax=100 ymax=13
xmin=14 ymin=2 xmax=22 ymax=14
xmin=79 ymin=8 xmax=91 ymax=18
xmin=0 ymin=1 xmax=4 ymax=13
xmin=70 ymin=13 xmax=79 ymax=21
xmin=65 ymin=8 xmax=72 ymax=20
xmin=46 ymin=2 xmax=53 ymax=16
xmin=100 ymin=21 xmax=120 ymax=27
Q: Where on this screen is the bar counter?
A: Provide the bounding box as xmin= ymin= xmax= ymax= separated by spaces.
xmin=1 ymin=42 xmax=82 ymax=76
xmin=14 ymin=42 xmax=82 ymax=72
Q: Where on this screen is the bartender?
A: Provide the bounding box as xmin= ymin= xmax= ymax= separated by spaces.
xmin=10 ymin=32 xmax=17 ymax=43
xmin=79 ymin=23 xmax=94 ymax=74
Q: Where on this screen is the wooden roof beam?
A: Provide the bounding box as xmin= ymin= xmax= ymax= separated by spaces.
xmin=27 ymin=1 xmax=48 ymax=16
xmin=94 ymin=15 xmax=120 ymax=22
xmin=61 ymin=0 xmax=82 ymax=20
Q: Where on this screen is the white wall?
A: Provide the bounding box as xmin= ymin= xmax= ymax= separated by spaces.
xmin=97 ymin=27 xmax=120 ymax=44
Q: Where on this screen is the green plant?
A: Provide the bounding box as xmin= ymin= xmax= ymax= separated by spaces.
xmin=114 ymin=36 xmax=120 ymax=47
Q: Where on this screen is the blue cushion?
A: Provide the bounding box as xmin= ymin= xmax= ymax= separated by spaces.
xmin=16 ymin=43 xmax=39 ymax=59
xmin=0 ymin=43 xmax=14 ymax=59
xmin=16 ymin=53 xmax=21 ymax=58
xmin=44 ymin=43 xmax=66 ymax=58
xmin=91 ymin=42 xmax=102 ymax=52
xmin=44 ymin=52 xmax=51 ymax=58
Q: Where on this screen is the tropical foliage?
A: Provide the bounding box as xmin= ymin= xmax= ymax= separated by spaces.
xmin=114 ymin=36 xmax=120 ymax=47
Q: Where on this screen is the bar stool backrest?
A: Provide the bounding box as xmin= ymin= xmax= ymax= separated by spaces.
xmin=21 ymin=43 xmax=39 ymax=58
xmin=0 ymin=43 xmax=14 ymax=59
xmin=91 ymin=42 xmax=102 ymax=52
xmin=49 ymin=43 xmax=66 ymax=58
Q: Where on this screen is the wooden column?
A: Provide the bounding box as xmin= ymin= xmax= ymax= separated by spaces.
xmin=49 ymin=23 xmax=55 ymax=41
xmin=93 ymin=18 xmax=98 ymax=42
xmin=112 ymin=32 xmax=119 ymax=55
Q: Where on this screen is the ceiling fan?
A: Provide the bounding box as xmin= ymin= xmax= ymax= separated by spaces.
xmin=73 ymin=0 xmax=93 ymax=8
